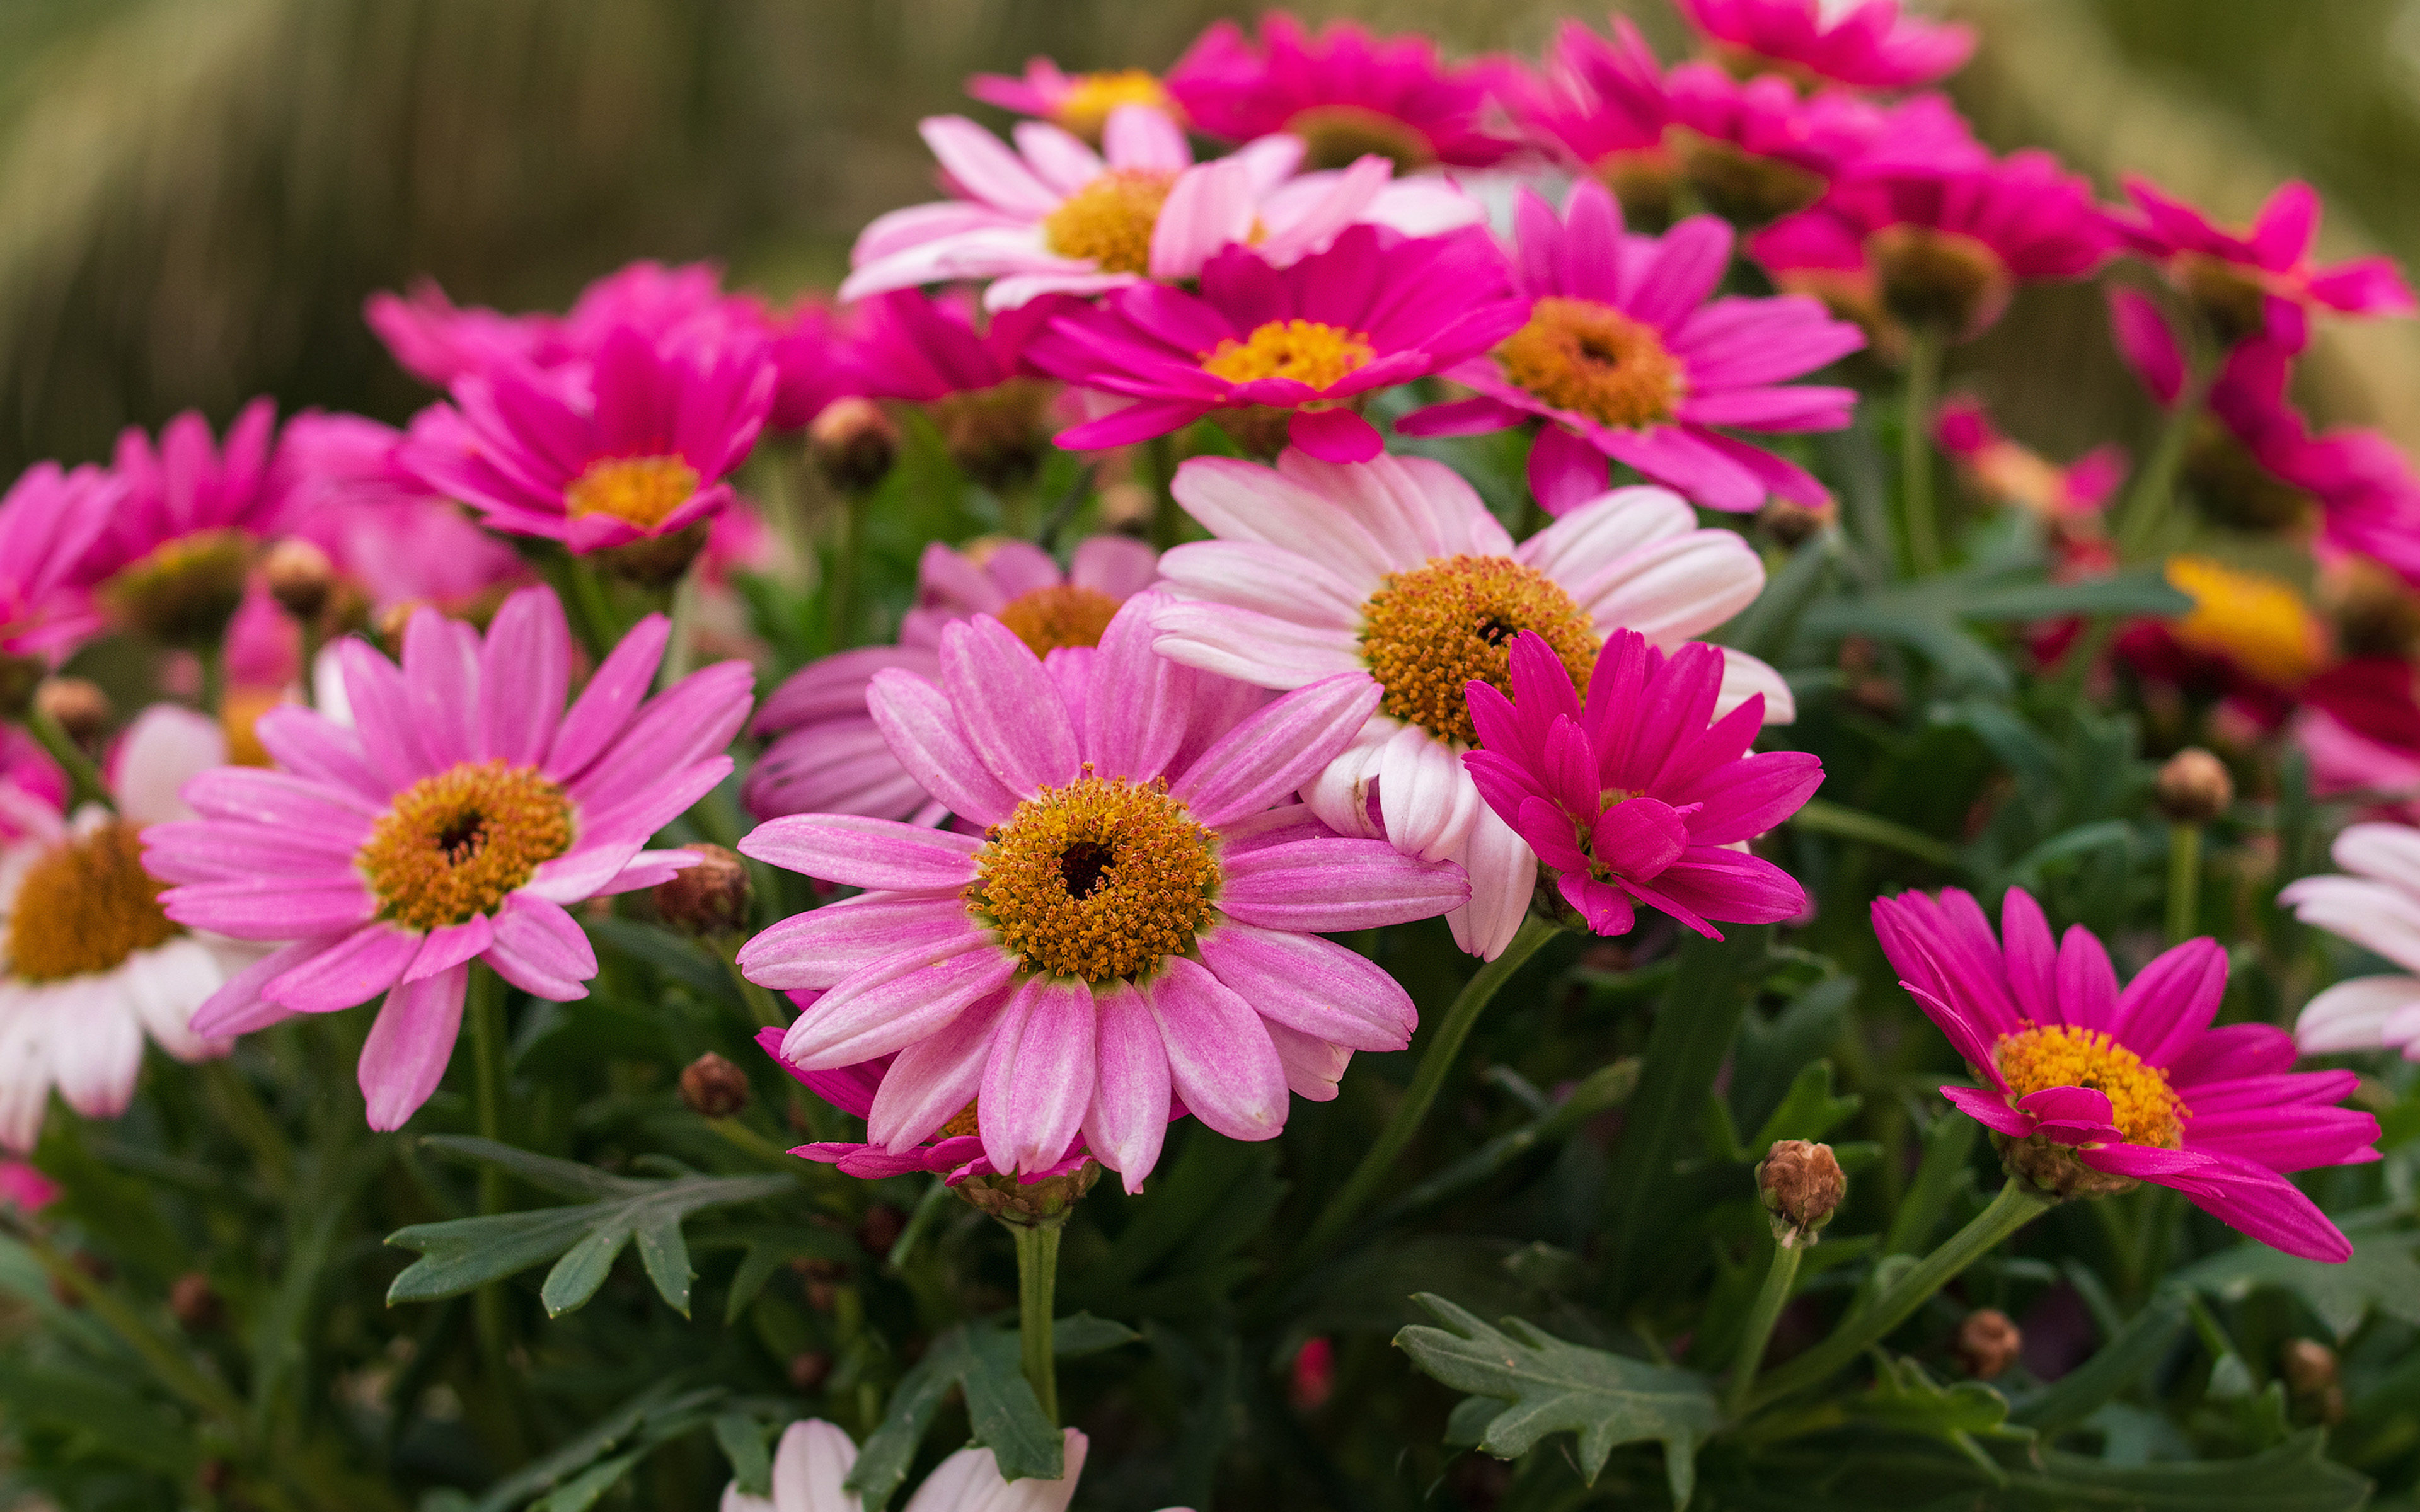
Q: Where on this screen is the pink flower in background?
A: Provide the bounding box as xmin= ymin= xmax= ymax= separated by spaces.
xmin=1465 ymin=629 xmax=1821 ymax=938
xmin=0 ymin=731 xmax=66 ymax=849
xmin=82 ymin=400 xmax=290 ymax=584
xmin=0 ymin=462 xmax=120 ymax=662
xmin=763 ymin=296 xmax=870 ymax=432
xmin=1164 ymin=13 xmax=1519 ymax=170
xmin=401 ymin=326 xmax=775 ymax=552
xmin=850 ymin=288 xmax=1073 ymax=403
xmin=1935 ymin=397 xmax=2125 ymax=520
xmin=0 ymin=1160 xmax=56 ymax=1213
xmin=1874 ymin=885 xmax=2380 ymax=1262
xmin=2295 ymin=660 xmax=2420 ymax=822
xmin=1399 ymin=181 xmax=1864 ymax=515
xmin=1148 ymin=451 xmax=1788 ymax=959
xmin=1032 ymin=225 xmax=1526 ymax=463
xmin=758 ymin=1029 xmax=1099 ymax=1184
xmin=1675 ymin=0 xmax=1976 ymax=91
xmin=366 ymin=281 xmax=557 ymax=389
xmin=968 ymin=59 xmax=1184 ymax=142
xmin=1504 ymin=19 xmax=1674 ymax=221
xmin=746 ymin=535 xmax=1158 ymax=822
xmin=2285 ymin=823 xmax=2420 ymax=1061
xmin=2110 ymin=177 xmax=2416 ymax=348
xmin=719 ymin=1418 xmax=1106 ymax=1512
xmin=151 ymin=588 xmax=752 ymax=1130
xmin=367 ymin=260 xmax=763 ymax=389
xmin=274 ymin=413 xmax=531 ymax=612
xmin=737 ymin=598 xmax=1466 ymax=1189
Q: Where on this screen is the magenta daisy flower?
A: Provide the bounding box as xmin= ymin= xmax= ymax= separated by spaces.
xmin=1163 ymin=13 xmax=1518 ymax=171
xmin=1874 ymin=885 xmax=2382 ymax=1262
xmin=1149 ymin=450 xmax=1787 ymax=959
xmin=755 ymin=1029 xmax=1098 ymax=1184
xmin=149 ymin=588 xmax=753 ymax=1130
xmin=1399 ymin=181 xmax=1865 ymax=517
xmin=2111 ymin=177 xmax=2416 ymax=348
xmin=1463 ymin=629 xmax=1821 ymax=939
xmin=399 ymin=325 xmax=775 ymax=554
xmin=366 ymin=260 xmax=761 ymax=389
xmin=850 ymin=287 xmax=1073 ymax=403
xmin=2283 ymin=823 xmax=2420 ymax=1062
xmin=735 ymin=598 xmax=1467 ymax=1190
xmin=967 ymin=59 xmax=1184 ymax=143
xmin=1506 ymin=19 xmax=1676 ymax=226
xmin=1675 ymin=0 xmax=1976 ymax=92
xmin=1030 ymin=224 xmax=1526 ymax=464
xmin=0 ymin=462 xmax=120 ymax=663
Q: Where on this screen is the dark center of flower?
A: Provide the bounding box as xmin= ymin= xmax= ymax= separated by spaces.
xmin=1357 ymin=555 xmax=1599 ymax=743
xmin=1869 ymin=226 xmax=2011 ymax=336
xmin=2176 ymin=254 xmax=2273 ymax=348
xmin=2182 ymin=419 xmax=2316 ymax=535
xmin=1284 ymin=103 xmax=1436 ymax=172
xmin=1042 ymin=170 xmax=1177 ymax=275
xmin=565 ymin=455 xmax=701 ymax=532
xmin=356 ymin=760 xmax=575 ymax=932
xmin=1496 ymin=297 xmax=1686 ymax=432
xmin=1199 ymin=319 xmax=1375 ymax=391
xmin=1054 ymin=71 xmax=1176 ymax=143
xmin=1994 ymin=1023 xmax=2186 ymax=1149
xmin=1667 ymin=128 xmax=1828 ymax=224
xmin=6 ymin=822 xmax=180 ymax=983
xmin=995 ymin=583 xmax=1121 ymax=656
xmin=101 ymin=527 xmax=253 ymax=648
xmin=968 ymin=771 xmax=1220 ymax=983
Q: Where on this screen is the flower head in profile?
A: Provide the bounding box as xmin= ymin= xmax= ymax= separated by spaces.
xmin=2110 ymin=178 xmax=2416 ymax=349
xmin=1675 ymin=0 xmax=1976 ymax=92
xmin=968 ymin=58 xmax=1182 ymax=142
xmin=0 ymin=706 xmax=253 ymax=1151
xmin=1399 ymin=181 xmax=1864 ymax=516
xmin=1874 ymin=885 xmax=2380 ymax=1261
xmin=737 ymin=597 xmax=1467 ymax=1191
xmin=1033 ymin=224 xmax=1525 ymax=464
xmin=1464 ymin=629 xmax=1821 ymax=938
xmin=1935 ymin=397 xmax=2124 ymax=524
xmin=722 ymin=1418 xmax=1144 ymax=1512
xmin=79 ymin=401 xmax=292 ymax=650
xmin=1149 ymin=451 xmax=1788 ymax=959
xmin=367 ymin=260 xmax=761 ymax=389
xmin=746 ymin=535 xmax=1157 ymax=823
xmin=2283 ymin=823 xmax=2420 ymax=1062
xmin=150 ymin=588 xmax=753 ymax=1130
xmin=843 ymin=289 xmax=1080 ymax=490
xmin=2294 ymin=659 xmax=2420 ymax=823
xmin=0 ymin=462 xmax=120 ymax=663
xmin=1506 ymin=18 xmax=1676 ymax=228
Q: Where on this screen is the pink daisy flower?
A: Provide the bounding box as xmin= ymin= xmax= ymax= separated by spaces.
xmin=0 ymin=731 xmax=66 ymax=849
xmin=721 ymin=1418 xmax=1107 ymax=1512
xmin=0 ymin=1160 xmax=56 ymax=1214
xmin=755 ymin=1028 xmax=1098 ymax=1185
xmin=1030 ymin=224 xmax=1526 ymax=464
xmin=1504 ymin=19 xmax=1676 ymax=227
xmin=735 ymin=598 xmax=1468 ymax=1190
xmin=746 ymin=534 xmax=1158 ymax=823
xmin=1935 ymin=397 xmax=2125 ymax=522
xmin=2283 ymin=823 xmax=2420 ymax=1062
xmin=967 ymin=59 xmax=1184 ymax=143
xmin=1399 ymin=181 xmax=1865 ymax=517
xmin=839 ymin=105 xmax=1478 ymax=312
xmin=274 ymin=412 xmax=531 ymax=614
xmin=2111 ymin=177 xmax=2416 ymax=348
xmin=1163 ymin=13 xmax=1518 ymax=171
xmin=1463 ymin=629 xmax=1821 ymax=938
xmin=848 ymin=288 xmax=1070 ymax=403
xmin=1874 ymin=885 xmax=2381 ymax=1262
xmin=149 ymin=588 xmax=754 ymax=1130
xmin=2295 ymin=661 xmax=2420 ymax=824
xmin=367 ymin=260 xmax=761 ymax=389
xmin=762 ymin=296 xmax=870 ymax=433
xmin=1675 ymin=0 xmax=1976 ymax=92
xmin=1148 ymin=450 xmax=1789 ymax=959
xmin=0 ymin=462 xmax=120 ymax=663
xmin=400 ymin=326 xmax=775 ymax=554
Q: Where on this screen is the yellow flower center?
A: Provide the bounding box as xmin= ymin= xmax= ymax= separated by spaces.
xmin=1200 ymin=319 xmax=1376 ymax=391
xmin=6 ymin=823 xmax=181 ymax=983
xmin=968 ymin=772 xmax=1220 ymax=983
xmin=2165 ymin=554 xmax=2325 ymax=687
xmin=355 ymin=760 xmax=575 ymax=932
xmin=221 ymin=686 xmax=284 ymax=768
xmin=1994 ymin=1022 xmax=2187 ymax=1150
xmin=1041 ymin=170 xmax=1175 ymax=275
xmin=1285 ymin=103 xmax=1435 ymax=173
xmin=941 ymin=1101 xmax=982 ymax=1138
xmin=564 ymin=455 xmax=701 ymax=532
xmin=1053 ymin=71 xmax=1177 ymax=142
xmin=1357 ymin=555 xmax=1599 ymax=743
xmin=1497 ymin=297 xmax=1685 ymax=431
xmin=996 ymin=584 xmax=1121 ymax=657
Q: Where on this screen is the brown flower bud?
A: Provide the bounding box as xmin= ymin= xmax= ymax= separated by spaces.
xmin=1758 ymin=498 xmax=1835 ymax=549
xmin=856 ymin=1203 xmax=907 ymax=1258
xmin=2279 ymin=1338 xmax=2337 ymax=1396
xmin=34 ymin=677 xmax=111 ymax=743
xmin=677 ymin=1052 xmax=751 ymax=1120
xmin=954 ymin=1159 xmax=1102 ymax=1228
xmin=2155 ymin=747 xmax=2233 ymax=825
xmin=1954 ymin=1308 xmax=2022 ymax=1379
xmin=788 ymin=1349 xmax=833 ymax=1392
xmin=809 ymin=398 xmax=899 ymax=494
xmin=1756 ymin=1140 xmax=1845 ymax=1246
xmin=263 ymin=538 xmax=336 ymax=621
xmin=652 ymin=844 xmax=751 ymax=936
xmin=170 ymin=1272 xmax=224 ymax=1331
xmin=1997 ymin=1129 xmax=2136 ymax=1199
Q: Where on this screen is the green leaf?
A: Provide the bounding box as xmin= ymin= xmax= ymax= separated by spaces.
xmin=527 ymin=1450 xmax=644 ymax=1512
xmin=583 ymin=915 xmax=744 ymax=1009
xmin=1395 ymin=1293 xmax=1715 ymax=1508
xmin=703 ymin=1225 xmax=862 ymax=1325
xmin=844 ymin=1324 xmax=1064 ymax=1511
xmin=1749 ymin=1060 xmax=1862 ymax=1150
xmin=713 ymin=1413 xmax=772 ymax=1498
xmin=2172 ymin=1214 xmax=2420 ymax=1339
xmin=1051 ymin=1313 xmax=1142 ymax=1358
xmin=466 ymin=1382 xmax=725 ymax=1512
xmin=2010 ymin=1291 xmax=2189 ymax=1433
xmin=2010 ymin=1429 xmax=2370 ymax=1511
xmin=1852 ymin=1354 xmax=2026 ymax=1482
xmin=1883 ymin=1112 xmax=1979 ymax=1257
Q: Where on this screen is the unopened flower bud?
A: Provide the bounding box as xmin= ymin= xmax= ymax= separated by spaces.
xmin=810 ymin=398 xmax=899 ymax=494
xmin=1758 ymin=498 xmax=1835 ymax=549
xmin=1669 ymin=129 xmax=1825 ymax=226
xmin=263 ymin=539 xmax=336 ymax=621
xmin=954 ymin=1159 xmax=1102 ymax=1228
xmin=34 ymin=678 xmax=110 ymax=743
xmin=788 ymin=1349 xmax=833 ymax=1392
xmin=2279 ymin=1339 xmax=2346 ymax=1424
xmin=1756 ymin=1140 xmax=1845 ymax=1246
xmin=652 ymin=844 xmax=751 ymax=936
xmin=930 ymin=379 xmax=1054 ymax=493
xmin=856 ymin=1203 xmax=906 ymax=1258
xmin=2155 ymin=748 xmax=2233 ymax=825
xmin=1954 ymin=1308 xmax=2022 ymax=1379
xmin=678 ymin=1052 xmax=750 ymax=1120
xmin=170 ymin=1272 xmax=223 ymax=1331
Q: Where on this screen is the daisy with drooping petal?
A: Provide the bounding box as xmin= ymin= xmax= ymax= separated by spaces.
xmin=1676 ymin=0 xmax=1976 ymax=92
xmin=1164 ymin=13 xmax=1518 ymax=171
xmin=745 ymin=535 xmax=1158 ymax=822
xmin=1399 ymin=180 xmax=1865 ymax=516
xmin=0 ymin=706 xmax=253 ymax=1152
xmin=1464 ymin=629 xmax=1821 ymax=938
xmin=1506 ymin=18 xmax=1676 ymax=228
xmin=1031 ymin=224 xmax=1526 ymax=464
xmin=2111 ymin=177 xmax=2416 ymax=349
xmin=2283 ymin=823 xmax=2420 ymax=1062
xmin=1149 ymin=450 xmax=1789 ymax=959
xmin=721 ymin=1417 xmax=1133 ymax=1512
xmin=969 ymin=59 xmax=1183 ymax=142
xmin=149 ymin=587 xmax=753 ymax=1130
xmin=1874 ymin=885 xmax=2380 ymax=1262
xmin=737 ymin=597 xmax=1468 ymax=1191
xmin=0 ymin=462 xmax=120 ymax=663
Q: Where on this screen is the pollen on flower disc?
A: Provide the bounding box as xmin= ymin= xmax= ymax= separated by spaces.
xmin=565 ymin=454 xmax=702 ymax=532
xmin=1042 ymin=169 xmax=1175 ymax=275
xmin=1995 ymin=1023 xmax=2187 ymax=1149
xmin=1496 ymin=297 xmax=1685 ymax=431
xmin=969 ymin=772 xmax=1219 ymax=983
xmin=357 ymin=760 xmax=575 ymax=932
xmin=1200 ymin=319 xmax=1375 ymax=391
xmin=1357 ymin=555 xmax=1599 ymax=743
xmin=996 ymin=584 xmax=1121 ymax=656
xmin=6 ymin=823 xmax=180 ymax=982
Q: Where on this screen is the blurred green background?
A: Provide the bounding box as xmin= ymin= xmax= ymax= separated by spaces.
xmin=0 ymin=0 xmax=2412 ymax=481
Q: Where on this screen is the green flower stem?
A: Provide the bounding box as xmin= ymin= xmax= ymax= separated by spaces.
xmin=2114 ymin=375 xmax=2208 ymax=564
xmin=466 ymin=965 xmax=512 ymax=1383
xmin=827 ymin=486 xmax=870 ymax=651
xmin=2166 ymin=822 xmax=2203 ymax=946
xmin=1289 ymin=915 xmax=1559 ymax=1269
xmin=1789 ymin=798 xmax=1957 ymax=868
xmin=8 ymin=1218 xmax=241 ymax=1424
xmin=707 ymin=1116 xmax=798 ymax=1172
xmin=662 ymin=570 xmax=701 ymax=687
xmin=1012 ymin=1222 xmax=1062 ymax=1425
xmin=562 ymin=554 xmax=623 ymax=660
xmin=1146 ymin=433 xmax=1181 ymax=552
xmin=200 ymin=1060 xmax=292 ymax=1190
xmin=1747 ymin=1179 xmax=2055 ymax=1410
xmin=1724 ymin=1235 xmax=1806 ymax=1418
xmin=1899 ymin=324 xmax=1944 ymax=576
xmin=198 ymin=641 xmax=225 ymax=716
xmin=22 ymin=706 xmax=110 ymax=812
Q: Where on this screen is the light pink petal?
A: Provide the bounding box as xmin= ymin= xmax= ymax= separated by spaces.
xmin=738 ymin=895 xmax=984 ymax=992
xmin=866 ymin=669 xmax=1021 ymax=825
xmin=780 ymin=947 xmax=1020 ymax=1067
xmin=265 ymin=922 xmax=423 ymax=1012
xmin=1150 ymin=159 xmax=1257 ymax=279
xmin=406 ymin=915 xmax=495 ymax=984
xmin=1195 ymin=924 xmax=1414 ymax=1051
xmin=1172 ymin=673 xmax=1381 ymax=827
xmin=1102 ymin=103 xmax=1192 ymax=172
xmin=401 ymin=610 xmax=483 ymax=767
xmin=1084 ymin=982 xmax=1173 ymax=1193
xmin=1516 ymin=485 xmax=1698 ymax=583
xmin=1150 ymin=601 xmax=1365 ymax=689
xmin=164 ymin=875 xmax=377 ymax=942
xmin=1153 ymin=541 xmax=1364 ymax=629
xmin=1143 ymin=958 xmax=1286 ymax=1143
xmin=978 ymin=978 xmax=1096 ymax=1176
xmin=920 ymin=115 xmax=1060 ymax=217
xmin=545 ymin=614 xmax=671 ymax=782
xmin=1068 ymin=535 xmax=1159 ymax=599
xmin=867 ymin=990 xmax=1010 ymax=1153
xmin=189 ymin=936 xmax=338 ymax=1036
xmin=1218 ymin=836 xmax=1470 ymax=931
xmin=1375 ymin=724 xmax=1482 ymax=863
xmin=2295 ymin=976 xmax=2420 ymax=1056
xmin=1444 ymin=804 xmax=1536 ymax=961
xmin=1574 ymin=532 xmax=1766 ymax=645
xmin=359 ymin=965 xmax=470 ymax=1131
xmin=739 ymin=815 xmax=981 ymax=892
xmin=485 ymin=893 xmax=598 ymax=1000
xmin=1717 ymin=649 xmax=1794 ymax=723
xmin=939 ymin=616 xmax=1080 ymax=796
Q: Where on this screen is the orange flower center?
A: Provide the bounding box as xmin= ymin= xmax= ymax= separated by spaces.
xmin=221 ymin=686 xmax=284 ymax=768
xmin=1042 ymin=170 xmax=1176 ymax=275
xmin=356 ymin=760 xmax=574 ymax=932
xmin=6 ymin=823 xmax=180 ymax=982
xmin=996 ymin=584 xmax=1121 ymax=656
xmin=2165 ymin=554 xmax=2326 ymax=687
xmin=1200 ymin=319 xmax=1376 ymax=392
xmin=969 ymin=772 xmax=1219 ymax=983
xmin=565 ymin=455 xmax=701 ymax=532
xmin=1357 ymin=555 xmax=1599 ymax=743
xmin=1496 ymin=297 xmax=1685 ymax=431
xmin=1053 ymin=71 xmax=1178 ymax=142
xmin=1994 ymin=1023 xmax=2186 ymax=1149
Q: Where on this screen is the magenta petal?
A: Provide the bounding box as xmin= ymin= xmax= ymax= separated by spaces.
xmin=1592 ymin=797 xmax=1687 ymax=879
xmin=545 ymin=614 xmax=671 ymax=782
xmin=358 ymin=964 xmax=470 ymax=1131
xmin=1287 ymin=407 xmax=1384 ymax=463
xmin=2014 ymin=1085 xmax=2121 ymax=1145
xmin=1143 ymin=958 xmax=1286 ymax=1143
xmin=476 ymin=587 xmax=572 ymax=765
xmin=978 ymin=978 xmax=1095 ymax=1176
xmin=2111 ymin=937 xmax=2227 ymax=1067
xmin=1528 ymin=424 xmax=1610 ymax=517
xmin=1940 ymin=1083 xmax=2034 ymax=1138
